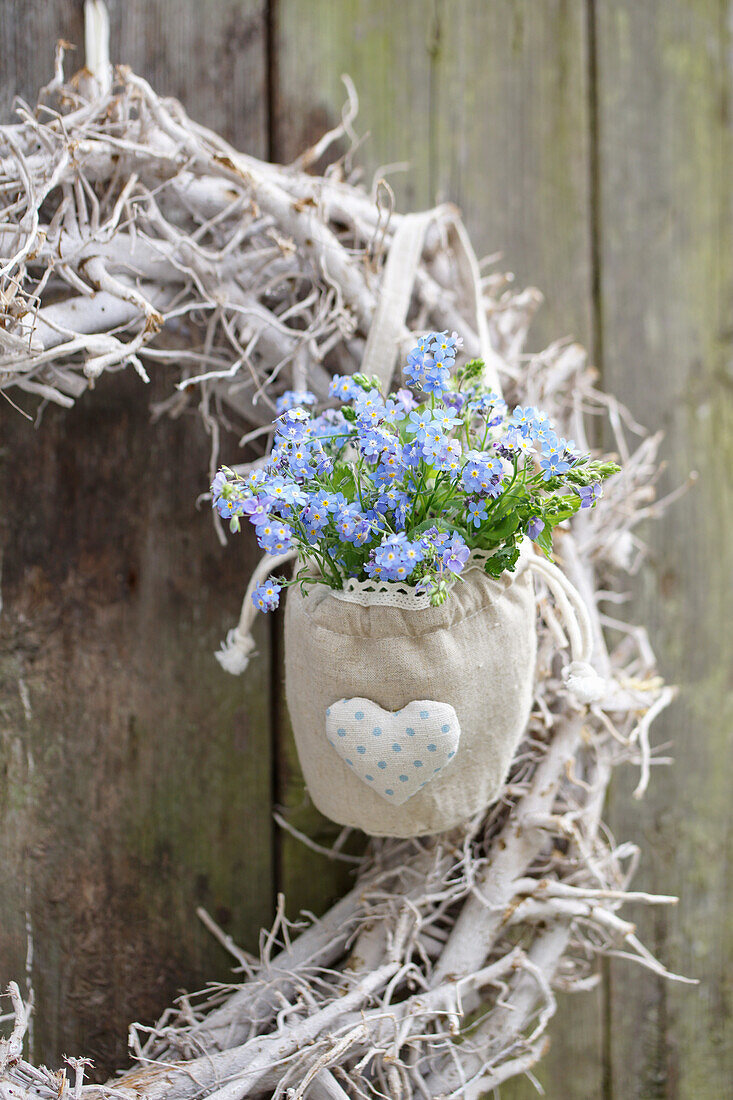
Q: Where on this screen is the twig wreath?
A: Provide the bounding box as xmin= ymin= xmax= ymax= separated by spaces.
xmin=0 ymin=9 xmax=692 ymax=1100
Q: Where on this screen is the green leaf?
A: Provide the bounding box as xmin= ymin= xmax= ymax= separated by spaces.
xmin=483 ymin=542 xmax=520 ymax=577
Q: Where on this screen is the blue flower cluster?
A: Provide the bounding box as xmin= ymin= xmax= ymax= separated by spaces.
xmin=211 ymin=331 xmax=618 ymax=611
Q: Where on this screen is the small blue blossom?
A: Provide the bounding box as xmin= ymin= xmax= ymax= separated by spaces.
xmin=329 ymin=374 xmax=361 ymax=401
xmin=276 ymin=389 xmax=316 ymax=413
xmin=243 ymin=495 xmax=274 ymax=527
xmin=467 ymin=499 xmax=489 ymax=528
xmin=527 ymin=516 xmax=545 ymax=539
xmin=462 ymin=451 xmax=504 ymax=493
xmin=210 ymin=469 xmax=228 ymax=502
xmin=421 ymin=423 xmax=447 ymax=458
xmin=441 ymin=533 xmax=470 ymax=575
xmin=540 ymin=452 xmax=571 ymax=481
xmin=258 ymin=520 xmax=295 ymax=554
xmin=406 ymin=405 xmax=438 ymax=441
xmin=511 ymin=406 xmax=539 ymax=435
xmin=252 ymin=578 xmax=282 ymax=612
xmin=395 ymin=387 xmax=418 ymax=413
xmin=575 ymin=483 xmax=603 ymax=508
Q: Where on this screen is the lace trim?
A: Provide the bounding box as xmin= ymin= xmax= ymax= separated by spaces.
xmin=331 ymin=548 xmax=523 ymax=610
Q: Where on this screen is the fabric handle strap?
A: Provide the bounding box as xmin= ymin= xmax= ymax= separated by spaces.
xmin=361 ymin=207 xmax=503 ymax=398
xmin=360 ymin=211 xmax=435 ymax=392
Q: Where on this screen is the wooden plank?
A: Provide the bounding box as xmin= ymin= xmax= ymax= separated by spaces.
xmin=0 ymin=373 xmax=274 ymax=1077
xmin=273 ymin=6 xmax=604 ymax=1094
xmin=0 ymin=1 xmax=83 ymax=120
xmin=431 ymin=0 xmax=594 ymax=352
xmin=594 ymin=2 xmax=733 ymax=1097
xmin=0 ymin=1 xmax=267 ymax=154
xmin=0 ymin=1 xmax=271 ymax=1077
xmin=273 ymin=0 xmax=593 ymax=350
xmin=105 ymin=0 xmax=268 ymax=152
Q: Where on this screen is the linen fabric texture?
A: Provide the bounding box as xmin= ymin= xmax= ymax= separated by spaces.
xmin=284 ymin=551 xmax=537 ymax=837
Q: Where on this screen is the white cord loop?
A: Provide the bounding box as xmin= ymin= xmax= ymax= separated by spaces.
xmin=526 ymin=554 xmax=607 ymax=705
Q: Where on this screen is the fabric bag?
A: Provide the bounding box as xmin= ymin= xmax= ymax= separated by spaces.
xmin=283 ymin=543 xmax=537 ymax=836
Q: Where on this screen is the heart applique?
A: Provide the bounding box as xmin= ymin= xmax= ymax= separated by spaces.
xmin=325 ymin=697 xmax=461 ymax=806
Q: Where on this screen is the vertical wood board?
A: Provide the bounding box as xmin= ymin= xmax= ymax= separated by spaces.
xmin=0 ymin=0 xmax=272 ymax=1077
xmin=595 ymin=1 xmax=733 ymax=1096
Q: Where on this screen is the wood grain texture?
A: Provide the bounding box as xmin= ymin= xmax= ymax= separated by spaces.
xmin=0 ymin=0 xmax=272 ymax=1077
xmin=0 ymin=1 xmax=267 ymax=153
xmin=273 ymin=0 xmax=593 ymax=351
xmin=0 ymin=374 xmax=274 ymax=1077
xmin=594 ymin=1 xmax=733 ymax=1096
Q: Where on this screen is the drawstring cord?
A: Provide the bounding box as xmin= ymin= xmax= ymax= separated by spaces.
xmin=526 ymin=554 xmax=607 ymax=705
xmin=215 ymin=549 xmax=297 ymax=674
xmin=217 ymin=547 xmax=607 ymax=708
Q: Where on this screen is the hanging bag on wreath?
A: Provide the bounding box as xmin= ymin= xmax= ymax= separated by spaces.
xmin=217 ymin=210 xmax=608 ymax=837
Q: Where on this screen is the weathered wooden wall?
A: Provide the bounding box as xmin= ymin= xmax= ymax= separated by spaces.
xmin=0 ymin=1 xmax=730 ymax=1096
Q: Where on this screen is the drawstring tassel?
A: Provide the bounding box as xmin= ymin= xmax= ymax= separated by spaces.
xmin=562 ymin=659 xmax=607 ymax=705
xmin=216 ymin=548 xmax=298 ymax=675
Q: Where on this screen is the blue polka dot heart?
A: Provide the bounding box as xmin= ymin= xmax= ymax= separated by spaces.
xmin=325 ymin=697 xmax=461 ymax=806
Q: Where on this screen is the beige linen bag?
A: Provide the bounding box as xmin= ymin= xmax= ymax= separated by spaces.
xmin=283 ymin=545 xmax=537 ymax=836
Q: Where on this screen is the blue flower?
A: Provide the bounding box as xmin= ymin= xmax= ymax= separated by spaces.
xmin=264 ymin=477 xmax=307 ymax=509
xmin=371 ymin=532 xmax=416 ymax=581
xmin=258 ymin=521 xmax=295 ymax=554
xmin=329 ymin=374 xmax=361 ymax=402
xmin=216 ymin=494 xmax=245 ymax=519
xmin=434 ymin=408 xmax=462 ymax=433
xmin=406 ymin=406 xmax=439 ymax=441
xmin=252 ymin=577 xmax=282 ymax=612
xmin=461 ymin=451 xmax=504 ymax=493
xmin=420 ymin=363 xmax=451 ymax=395
xmin=503 ymin=428 xmax=536 ymax=458
xmin=302 ymin=497 xmax=330 ymax=537
xmin=395 ymin=387 xmax=418 ymax=413
xmin=354 ymin=390 xmax=386 ymax=427
xmin=443 ymin=392 xmax=466 ymax=415
xmin=276 ymin=389 xmax=316 ymax=413
xmin=420 ymin=423 xmax=446 ymax=458
xmin=401 ymin=440 xmax=423 ymax=469
xmin=210 ymin=469 xmax=228 ymax=502
xmin=540 ymin=453 xmax=571 ymax=481
xmin=511 ymin=406 xmax=540 ymax=435
xmin=575 ymin=483 xmax=603 ymax=508
xmin=312 ymin=490 xmax=345 ymax=514
xmin=430 ymin=330 xmax=462 ymax=356
xmin=441 ymin=533 xmax=470 ymax=575
xmin=359 ymin=425 xmax=394 ymax=461
xmin=374 ymin=460 xmax=405 ymax=487
xmin=527 ymin=516 xmax=545 ymax=539
xmin=404 ymin=348 xmax=427 ymax=388
xmin=335 ymin=503 xmax=372 ymax=546
xmin=243 ymin=495 xmax=275 ymax=527
xmin=466 ymin=499 xmax=488 ymax=528
xmin=382 ymin=397 xmax=407 ymax=425
xmin=433 ymin=438 xmax=463 ymax=473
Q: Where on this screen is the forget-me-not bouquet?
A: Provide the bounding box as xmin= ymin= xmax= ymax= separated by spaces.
xmin=211 ymin=332 xmax=619 ymax=610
